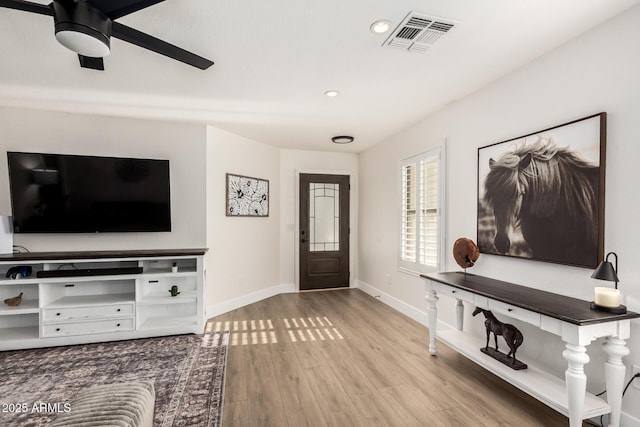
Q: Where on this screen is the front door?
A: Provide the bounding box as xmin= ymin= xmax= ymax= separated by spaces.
xmin=299 ymin=174 xmax=349 ymax=290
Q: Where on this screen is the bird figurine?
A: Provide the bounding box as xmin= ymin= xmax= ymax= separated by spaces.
xmin=4 ymin=292 xmax=23 ymax=307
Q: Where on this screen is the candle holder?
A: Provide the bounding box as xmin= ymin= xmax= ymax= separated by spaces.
xmin=590 ymin=252 xmax=626 ymax=314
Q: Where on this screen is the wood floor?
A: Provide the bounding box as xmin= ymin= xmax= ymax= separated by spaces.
xmin=210 ymin=289 xmax=588 ymax=427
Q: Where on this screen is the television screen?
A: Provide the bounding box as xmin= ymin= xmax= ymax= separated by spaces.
xmin=7 ymin=152 xmax=171 ymax=233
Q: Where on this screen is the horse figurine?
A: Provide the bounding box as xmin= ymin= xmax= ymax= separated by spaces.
xmin=472 ymin=307 xmax=523 ymax=365
xmin=482 ymin=136 xmax=599 ymax=267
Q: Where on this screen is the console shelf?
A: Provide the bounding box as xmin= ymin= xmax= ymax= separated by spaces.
xmin=143 ymin=269 xmax=198 ymax=276
xmin=0 ymin=278 xmax=42 ymax=286
xmin=0 ymin=249 xmax=206 ymax=351
xmin=44 ymin=293 xmax=135 ymax=308
xmin=138 ymin=292 xmax=198 ymax=306
xmin=437 ymin=328 xmax=610 ymax=419
xmin=138 ymin=316 xmax=198 ymax=331
xmin=0 ymin=300 xmax=39 ymax=316
xmin=1 ymin=325 xmax=40 ymax=341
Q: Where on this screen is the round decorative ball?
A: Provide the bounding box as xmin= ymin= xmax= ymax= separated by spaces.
xmin=453 ymin=238 xmax=479 ymax=269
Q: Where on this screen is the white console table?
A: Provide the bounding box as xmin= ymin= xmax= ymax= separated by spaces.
xmin=422 ymin=272 xmax=639 ymax=427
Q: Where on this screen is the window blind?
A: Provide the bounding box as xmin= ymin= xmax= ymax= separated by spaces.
xmin=400 ymin=146 xmax=442 ymax=273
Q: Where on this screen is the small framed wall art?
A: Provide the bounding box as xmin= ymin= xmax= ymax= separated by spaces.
xmin=226 ymin=173 xmax=269 ymax=217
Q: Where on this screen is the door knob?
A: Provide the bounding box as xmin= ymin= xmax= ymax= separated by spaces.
xmin=300 ymin=239 xmax=306 ymax=243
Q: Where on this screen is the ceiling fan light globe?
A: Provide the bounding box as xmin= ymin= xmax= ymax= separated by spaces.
xmin=55 ymin=30 xmax=110 ymax=57
xmin=52 ymin=0 xmax=111 ymax=57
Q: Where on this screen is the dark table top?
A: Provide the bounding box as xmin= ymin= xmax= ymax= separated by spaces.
xmin=422 ymin=272 xmax=640 ymax=326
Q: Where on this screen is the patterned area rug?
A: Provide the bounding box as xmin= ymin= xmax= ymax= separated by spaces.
xmin=0 ymin=332 xmax=229 ymax=427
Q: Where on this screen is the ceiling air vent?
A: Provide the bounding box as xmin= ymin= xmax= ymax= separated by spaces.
xmin=384 ymin=12 xmax=457 ymax=52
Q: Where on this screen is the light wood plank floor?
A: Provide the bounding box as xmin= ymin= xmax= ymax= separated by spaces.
xmin=210 ymin=289 xmax=589 ymax=427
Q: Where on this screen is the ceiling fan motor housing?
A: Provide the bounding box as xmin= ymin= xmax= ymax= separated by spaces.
xmin=53 ymin=1 xmax=112 ymax=57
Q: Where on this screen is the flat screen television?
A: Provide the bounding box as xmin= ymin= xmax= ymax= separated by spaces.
xmin=7 ymin=152 xmax=171 ymax=233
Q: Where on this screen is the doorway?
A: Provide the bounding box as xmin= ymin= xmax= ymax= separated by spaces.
xmin=299 ymin=174 xmax=350 ymax=290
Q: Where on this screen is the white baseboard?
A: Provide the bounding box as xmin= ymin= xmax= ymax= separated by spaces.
xmin=354 ymin=279 xmax=429 ymax=326
xmin=206 ymin=283 xmax=296 ymax=318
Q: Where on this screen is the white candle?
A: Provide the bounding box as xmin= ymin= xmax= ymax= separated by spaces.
xmin=594 ymin=287 xmax=620 ymax=308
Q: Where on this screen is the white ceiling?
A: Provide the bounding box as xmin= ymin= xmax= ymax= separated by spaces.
xmin=0 ymin=0 xmax=638 ymax=153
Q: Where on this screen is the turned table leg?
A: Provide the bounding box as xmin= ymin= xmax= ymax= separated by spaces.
xmin=426 ymin=289 xmax=439 ymax=355
xmin=602 ymin=337 xmax=630 ymax=427
xmin=563 ymin=343 xmax=590 ymax=427
xmin=455 ymin=299 xmax=464 ymax=331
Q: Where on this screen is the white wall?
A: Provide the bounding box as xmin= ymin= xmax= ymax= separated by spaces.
xmin=0 ymin=107 xmax=207 ymax=251
xmin=205 ymin=126 xmax=281 ymax=313
xmin=0 ymin=108 xmax=356 ymax=318
xmin=279 ymin=149 xmax=359 ymax=288
xmin=358 ymin=5 xmax=640 ymax=424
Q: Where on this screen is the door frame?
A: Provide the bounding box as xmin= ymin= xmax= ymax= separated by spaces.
xmin=294 ymin=169 xmax=356 ymax=292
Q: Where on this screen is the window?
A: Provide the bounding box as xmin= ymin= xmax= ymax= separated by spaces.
xmin=400 ymin=145 xmax=444 ymax=274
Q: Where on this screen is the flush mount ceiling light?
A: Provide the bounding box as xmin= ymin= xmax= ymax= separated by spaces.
xmin=324 ymin=90 xmax=339 ymax=97
xmin=332 ymin=136 xmax=354 ymax=144
xmin=370 ymin=20 xmax=391 ymax=34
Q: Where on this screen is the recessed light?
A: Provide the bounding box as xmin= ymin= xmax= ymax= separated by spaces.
xmin=332 ymin=136 xmax=354 ymax=144
xmin=370 ymin=20 xmax=391 ymax=34
xmin=324 ymin=90 xmax=339 ymax=97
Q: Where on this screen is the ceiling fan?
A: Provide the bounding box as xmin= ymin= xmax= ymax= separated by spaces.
xmin=0 ymin=0 xmax=214 ymax=70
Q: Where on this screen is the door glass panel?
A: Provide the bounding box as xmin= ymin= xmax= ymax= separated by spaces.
xmin=309 ymin=183 xmax=339 ymax=252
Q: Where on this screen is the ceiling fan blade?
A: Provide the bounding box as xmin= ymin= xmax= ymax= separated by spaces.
xmin=112 ymin=22 xmax=213 ymax=70
xmin=0 ymin=0 xmax=53 ymax=16
xmin=78 ymin=55 xmax=104 ymax=70
xmin=85 ymin=0 xmax=164 ymax=20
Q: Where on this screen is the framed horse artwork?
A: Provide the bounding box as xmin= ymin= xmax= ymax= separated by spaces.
xmin=477 ymin=113 xmax=606 ymax=268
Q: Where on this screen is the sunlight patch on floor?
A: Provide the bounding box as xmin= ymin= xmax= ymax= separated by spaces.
xmin=283 ymin=317 xmax=343 ymax=343
xmin=212 ymin=319 xmax=275 ymax=333
xmin=214 ymin=317 xmax=344 ymax=345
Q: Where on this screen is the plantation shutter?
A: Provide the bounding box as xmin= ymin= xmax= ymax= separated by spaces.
xmin=401 ymin=162 xmax=417 ymax=262
xmin=421 ymin=156 xmax=438 ymax=266
xmin=400 ymin=146 xmax=442 ymax=273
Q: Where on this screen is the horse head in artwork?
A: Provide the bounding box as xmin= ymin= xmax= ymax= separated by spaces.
xmin=483 ymin=137 xmax=599 ymax=266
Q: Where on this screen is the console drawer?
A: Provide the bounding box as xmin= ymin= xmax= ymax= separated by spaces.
xmin=487 ymin=299 xmax=541 ymax=326
xmin=42 ymin=318 xmax=134 ymax=337
xmin=438 ymin=284 xmax=473 ymax=302
xmin=42 ymin=303 xmax=134 ymax=322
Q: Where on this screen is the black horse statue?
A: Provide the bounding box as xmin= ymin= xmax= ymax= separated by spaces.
xmin=472 ymin=307 xmax=523 ymax=365
xmin=483 ymin=136 xmax=599 ymax=267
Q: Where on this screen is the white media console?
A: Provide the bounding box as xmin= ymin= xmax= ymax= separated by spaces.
xmin=0 ymin=249 xmax=206 ymax=351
